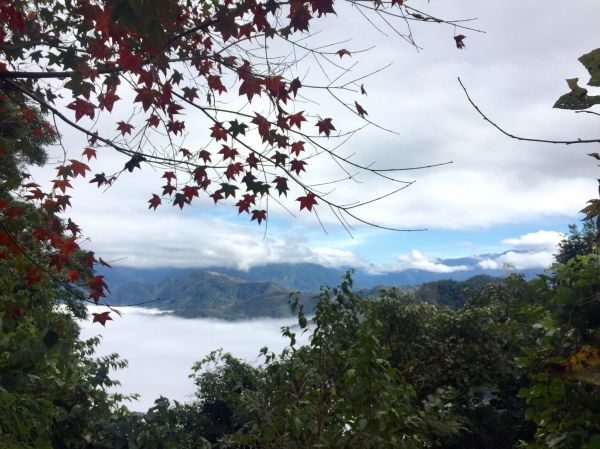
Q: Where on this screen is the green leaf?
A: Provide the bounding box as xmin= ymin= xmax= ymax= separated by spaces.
xmin=579 ymin=48 xmax=600 ymax=87
xmin=554 ymin=78 xmax=600 ymax=110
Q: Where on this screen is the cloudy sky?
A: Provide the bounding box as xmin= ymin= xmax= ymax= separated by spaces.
xmin=29 ymin=0 xmax=600 ymax=273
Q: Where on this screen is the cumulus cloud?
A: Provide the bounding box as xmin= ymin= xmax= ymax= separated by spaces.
xmin=477 ymin=229 xmax=565 ymax=270
xmin=477 ymin=250 xmax=555 ymax=270
xmin=502 ymin=230 xmax=565 ymax=250
xmin=371 ymin=250 xmax=471 ymax=274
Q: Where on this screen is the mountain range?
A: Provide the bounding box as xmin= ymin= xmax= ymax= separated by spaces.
xmin=97 ymin=253 xmax=543 ymax=319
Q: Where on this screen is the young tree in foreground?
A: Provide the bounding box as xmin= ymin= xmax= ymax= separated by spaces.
xmin=461 ymin=48 xmax=600 ymax=449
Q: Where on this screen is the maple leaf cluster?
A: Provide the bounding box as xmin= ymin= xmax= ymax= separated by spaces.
xmin=0 ymin=0 xmax=471 ymax=322
xmin=0 ymin=0 xmax=469 ymax=229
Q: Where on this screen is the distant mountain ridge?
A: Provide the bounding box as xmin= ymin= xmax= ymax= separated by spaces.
xmin=97 ymin=254 xmax=542 ymax=319
xmin=99 ymin=253 xmax=541 ymax=292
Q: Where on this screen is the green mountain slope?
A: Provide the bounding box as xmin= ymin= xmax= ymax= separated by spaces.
xmin=108 ymin=270 xmax=311 ymax=319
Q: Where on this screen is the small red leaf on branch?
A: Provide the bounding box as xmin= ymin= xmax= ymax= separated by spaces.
xmin=69 ymin=160 xmax=90 ymax=178
xmin=355 ymin=101 xmax=368 ymax=118
xmin=82 ymin=148 xmax=97 ymax=160
xmin=87 ymin=275 xmax=108 ymax=303
xmin=297 ymin=192 xmax=318 ymax=211
xmin=454 ymin=34 xmax=466 ymax=49
xmin=173 ymin=193 xmax=189 ymax=209
xmin=92 ymin=311 xmax=112 ymax=326
xmin=67 ymin=98 xmax=95 ymax=121
xmin=290 ymin=159 xmax=307 ymax=174
xmin=162 ymin=171 xmax=177 ymax=183
xmin=316 ymin=118 xmax=335 ymax=136
xmin=148 ymin=194 xmax=162 ymax=210
xmin=117 ymin=121 xmax=134 ymax=136
xmin=289 ymin=111 xmax=306 ymax=129
xmin=251 ymin=209 xmax=267 ymax=224
xmin=210 ymin=124 xmax=228 ymax=142
xmin=336 ymin=49 xmax=351 ymax=58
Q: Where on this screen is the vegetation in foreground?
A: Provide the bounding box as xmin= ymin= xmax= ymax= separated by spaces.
xmin=2 ymin=218 xmax=600 ymax=448
xmin=1 ymin=3 xmax=599 ymax=445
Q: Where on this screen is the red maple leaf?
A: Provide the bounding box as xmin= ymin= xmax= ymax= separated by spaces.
xmin=182 ymin=86 xmax=199 ymax=102
xmin=316 ymin=118 xmax=335 ymax=136
xmin=117 ymin=121 xmax=134 ymax=136
xmin=68 ymin=160 xmax=90 ymax=178
xmin=162 ymin=171 xmax=177 ymax=183
xmin=167 ymin=120 xmax=185 ymax=134
xmin=355 ymin=101 xmax=368 ymax=118
xmin=273 ymin=176 xmax=289 ymax=196
xmin=251 ymin=113 xmax=270 ymax=139
xmin=219 ymin=145 xmax=239 ymax=161
xmin=66 ymin=269 xmax=80 ymax=282
xmin=361 ymin=84 xmax=367 ymax=95
xmin=236 ymin=198 xmax=251 ymax=214
xmin=210 ymin=124 xmax=228 ymax=141
xmin=311 ymin=0 xmax=335 ymax=16
xmin=246 ymin=153 xmax=259 ymax=169
xmin=253 ymin=4 xmax=269 ymax=30
xmin=297 ymin=191 xmax=318 ymax=211
xmin=98 ymin=89 xmax=120 ymax=112
xmin=225 ymin=162 xmax=244 ymax=180
xmin=273 ymin=151 xmax=288 ymax=167
xmin=89 ymin=173 xmax=107 ymax=187
xmin=147 ymin=114 xmax=161 ymax=127
xmin=66 ymin=218 xmax=81 ymax=236
xmin=207 ymin=74 xmax=227 ymax=94
xmin=264 ymin=76 xmax=285 ymax=95
xmin=82 ymin=147 xmax=97 ymax=160
xmin=251 ymin=209 xmax=267 ymax=224
xmin=336 ymin=49 xmax=351 ymax=58
xmin=67 ymin=98 xmax=95 ymax=121
xmin=180 ymin=148 xmax=192 ymax=158
xmin=173 ymin=192 xmax=190 ymax=209
xmin=199 ymin=150 xmax=212 ymax=163
xmin=134 ymin=88 xmax=157 ymax=112
xmin=52 ymin=179 xmax=72 ymax=193
xmin=290 ymin=159 xmax=307 ymax=174
xmin=148 ymin=194 xmax=162 ymax=210
xmin=290 ymin=141 xmax=305 ymax=156
xmin=239 ymin=76 xmax=262 ymax=101
xmin=119 ymin=46 xmax=144 ymax=71
xmin=289 ymin=2 xmax=312 ymax=31
xmin=238 ymin=22 xmax=255 ymax=39
xmin=454 ymin=34 xmax=466 ymax=49
xmin=163 ymin=184 xmax=177 ymax=196
xmin=182 ymin=185 xmax=200 ymax=201
xmin=210 ymin=190 xmax=224 ymax=203
xmin=289 ymin=111 xmax=306 ymax=129
xmin=87 ymin=275 xmax=108 ymax=303
xmin=289 ymin=78 xmax=302 ymax=97
xmin=92 ymin=311 xmax=112 ymax=326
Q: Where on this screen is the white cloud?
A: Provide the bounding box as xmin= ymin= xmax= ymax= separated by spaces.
xmin=502 ymin=230 xmax=565 ymax=250
xmin=388 ymin=250 xmax=470 ymax=274
xmin=477 ymin=229 xmax=565 ymax=270
xmin=477 ymin=250 xmax=554 ymax=270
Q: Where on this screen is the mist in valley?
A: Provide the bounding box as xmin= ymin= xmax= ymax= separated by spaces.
xmin=79 ymin=307 xmax=305 ymax=411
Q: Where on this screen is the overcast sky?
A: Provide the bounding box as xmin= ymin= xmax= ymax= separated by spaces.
xmin=29 ymin=0 xmax=600 ymax=273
